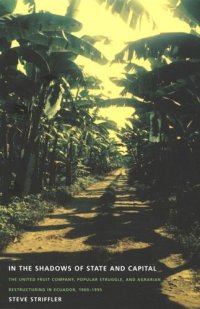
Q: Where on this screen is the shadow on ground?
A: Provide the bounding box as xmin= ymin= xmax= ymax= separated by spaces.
xmin=0 ymin=170 xmax=196 ymax=309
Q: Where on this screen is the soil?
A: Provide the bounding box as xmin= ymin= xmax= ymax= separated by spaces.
xmin=0 ymin=169 xmax=199 ymax=309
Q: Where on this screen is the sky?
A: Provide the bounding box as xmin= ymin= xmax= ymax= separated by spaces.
xmin=15 ymin=0 xmax=189 ymax=128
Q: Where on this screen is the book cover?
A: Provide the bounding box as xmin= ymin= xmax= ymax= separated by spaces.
xmin=0 ymin=0 xmax=199 ymax=308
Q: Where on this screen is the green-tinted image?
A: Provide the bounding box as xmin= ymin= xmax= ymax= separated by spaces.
xmin=0 ymin=0 xmax=199 ymax=308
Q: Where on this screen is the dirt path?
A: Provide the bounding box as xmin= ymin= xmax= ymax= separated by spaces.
xmin=0 ymin=169 xmax=199 ymax=308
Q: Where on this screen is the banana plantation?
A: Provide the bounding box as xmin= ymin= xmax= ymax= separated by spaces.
xmin=0 ymin=0 xmax=124 ymax=204
xmin=0 ymin=0 xmax=200 ymax=244
xmin=0 ymin=0 xmax=200 ymax=308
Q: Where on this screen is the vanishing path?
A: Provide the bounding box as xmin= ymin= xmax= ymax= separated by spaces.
xmin=0 ymin=169 xmax=199 ymax=308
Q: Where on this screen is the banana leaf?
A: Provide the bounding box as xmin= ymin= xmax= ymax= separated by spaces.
xmin=0 ymin=13 xmax=82 ymax=41
xmin=115 ymin=33 xmax=200 ymax=62
xmin=0 ymin=0 xmax=17 ymax=17
xmin=26 ymin=33 xmax=108 ymax=64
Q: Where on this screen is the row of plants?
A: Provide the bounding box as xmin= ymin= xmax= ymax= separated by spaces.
xmin=43 ymin=174 xmax=101 ymax=205
xmin=0 ymin=0 xmax=123 ymax=205
xmin=108 ymin=0 xmax=200 ymax=260
xmin=1 ymin=0 xmax=200 ymax=256
xmin=0 ymin=173 xmax=99 ymax=250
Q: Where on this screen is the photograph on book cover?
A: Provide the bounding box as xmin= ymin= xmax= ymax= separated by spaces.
xmin=0 ymin=0 xmax=199 ymax=308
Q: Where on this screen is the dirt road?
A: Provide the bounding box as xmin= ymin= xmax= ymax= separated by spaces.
xmin=0 ymin=169 xmax=199 ymax=308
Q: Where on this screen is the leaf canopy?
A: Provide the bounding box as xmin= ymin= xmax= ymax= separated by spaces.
xmin=115 ymin=33 xmax=200 ymax=62
xmin=49 ymin=53 xmax=83 ymax=80
xmin=168 ymin=0 xmax=200 ymax=27
xmin=25 ymin=32 xmax=108 ymax=64
xmin=0 ymin=13 xmax=82 ymax=41
xmin=0 ymin=0 xmax=17 ymax=17
xmin=96 ymin=0 xmax=157 ymax=29
xmin=0 ymin=69 xmax=38 ymax=98
xmin=23 ymin=0 xmax=36 ymax=13
xmin=76 ymin=97 xmax=152 ymax=109
xmin=123 ymin=60 xmax=200 ymax=98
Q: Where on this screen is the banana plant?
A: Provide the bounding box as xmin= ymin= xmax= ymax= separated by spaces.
xmin=114 ymin=24 xmax=200 ymax=191
xmin=167 ymin=0 xmax=200 ymax=27
xmin=96 ymin=0 xmax=157 ymax=29
xmin=0 ymin=0 xmax=110 ymax=202
xmin=115 ymin=33 xmax=200 ymax=62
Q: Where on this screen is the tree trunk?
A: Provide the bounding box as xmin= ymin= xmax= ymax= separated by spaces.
xmin=66 ymin=136 xmax=74 ymax=185
xmin=30 ymin=140 xmax=41 ymax=193
xmin=21 ymin=83 xmax=49 ymax=195
xmin=1 ymin=112 xmax=10 ymax=205
xmin=8 ymin=127 xmax=15 ymax=194
xmin=38 ymin=135 xmax=49 ymax=191
xmin=49 ymin=134 xmax=58 ymax=188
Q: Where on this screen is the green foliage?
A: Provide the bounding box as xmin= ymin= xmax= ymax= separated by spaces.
xmin=96 ymin=0 xmax=157 ymax=29
xmin=42 ymin=176 xmax=96 ymax=205
xmin=75 ymin=176 xmax=97 ymax=190
xmin=177 ymin=223 xmax=200 ymax=258
xmin=0 ymin=0 xmax=17 ymax=17
xmin=116 ymin=9 xmax=200 ymax=205
xmin=0 ymin=207 xmax=17 ymax=249
xmin=42 ymin=187 xmax=72 ymax=205
xmin=168 ymin=185 xmax=200 ymax=229
xmin=9 ymin=195 xmax=54 ymax=228
xmin=115 ymin=33 xmax=200 ymax=62
xmin=166 ymin=220 xmax=200 ymax=260
xmin=0 ymin=224 xmax=17 ymax=250
xmin=0 ymin=0 xmax=114 ymax=203
xmin=66 ymin=33 xmax=108 ymax=64
xmin=23 ymin=0 xmax=36 ymax=13
xmin=66 ymin=0 xmax=81 ymax=18
xmin=0 ymin=195 xmax=54 ymax=249
xmin=167 ymin=0 xmax=200 ymax=27
xmin=0 ymin=13 xmax=82 ymax=41
xmin=49 ymin=54 xmax=83 ymax=78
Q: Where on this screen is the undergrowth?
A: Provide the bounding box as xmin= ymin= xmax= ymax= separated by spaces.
xmin=133 ymin=179 xmax=200 ymax=263
xmin=0 ymin=195 xmax=54 ymax=250
xmin=42 ymin=175 xmax=97 ymax=205
xmin=0 ymin=175 xmax=97 ymax=250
